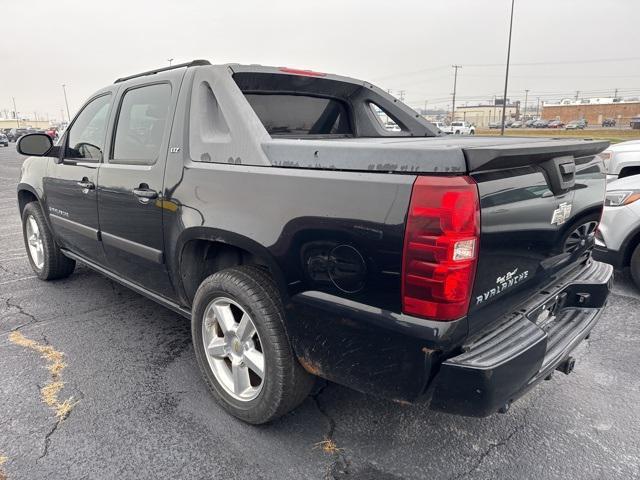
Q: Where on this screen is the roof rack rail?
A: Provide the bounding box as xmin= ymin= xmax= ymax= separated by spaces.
xmin=114 ymin=59 xmax=211 ymax=84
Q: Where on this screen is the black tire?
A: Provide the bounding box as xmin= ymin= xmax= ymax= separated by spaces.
xmin=561 ymin=214 xmax=600 ymax=254
xmin=192 ymin=265 xmax=314 ymax=424
xmin=21 ymin=201 xmax=75 ymax=280
xmin=630 ymin=244 xmax=640 ymax=290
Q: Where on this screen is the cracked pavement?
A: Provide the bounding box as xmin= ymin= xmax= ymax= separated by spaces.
xmin=1 ymin=146 xmax=640 ymax=479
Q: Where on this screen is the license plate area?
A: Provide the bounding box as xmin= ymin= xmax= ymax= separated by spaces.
xmin=527 ymin=291 xmax=569 ymax=331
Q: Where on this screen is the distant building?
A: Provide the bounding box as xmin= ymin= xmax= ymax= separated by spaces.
xmin=542 ymin=99 xmax=640 ymax=126
xmin=453 ymin=103 xmax=519 ymax=127
xmin=0 ymin=119 xmax=53 ymax=130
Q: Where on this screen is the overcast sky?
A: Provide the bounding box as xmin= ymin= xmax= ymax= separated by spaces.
xmin=1 ymin=0 xmax=638 ymax=121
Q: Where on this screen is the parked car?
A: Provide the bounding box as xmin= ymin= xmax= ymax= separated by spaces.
xmin=548 ymin=120 xmax=565 ymax=128
xmin=631 ymin=116 xmax=640 ymax=130
xmin=524 ymin=119 xmax=537 ymax=128
xmin=510 ymin=120 xmax=523 ymax=128
xmin=532 ymin=119 xmax=549 ymax=128
xmin=9 ymin=128 xmax=32 ymax=142
xmin=441 ymin=121 xmax=475 ymax=135
xmin=602 ymin=118 xmax=616 ymax=127
xmin=594 ymin=175 xmax=640 ymax=288
xmin=488 ymin=121 xmax=501 ymax=129
xmin=0 ymin=133 xmax=8 ymax=147
xmin=16 ymin=60 xmax=612 ymax=424
xmin=599 ymin=139 xmax=640 ymax=182
xmin=565 ymin=120 xmax=586 ymax=130
xmin=432 ymin=121 xmax=446 ymax=132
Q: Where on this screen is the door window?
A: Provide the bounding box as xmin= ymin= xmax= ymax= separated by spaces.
xmin=112 ymin=83 xmax=172 ymax=165
xmin=65 ymin=94 xmax=112 ymax=161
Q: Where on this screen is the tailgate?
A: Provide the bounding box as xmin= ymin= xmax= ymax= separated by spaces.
xmin=464 ymin=139 xmax=608 ymax=334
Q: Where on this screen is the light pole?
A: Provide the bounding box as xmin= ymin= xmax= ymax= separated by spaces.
xmin=523 ymin=89 xmax=529 ymax=121
xmin=500 ymin=0 xmax=515 ymax=136
xmin=12 ymin=97 xmax=19 ymax=128
xmin=62 ymin=84 xmax=71 ymax=123
xmin=168 ymin=58 xmax=174 ymax=66
xmin=451 ymin=65 xmax=462 ymax=122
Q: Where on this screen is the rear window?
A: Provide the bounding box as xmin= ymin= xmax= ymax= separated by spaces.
xmin=244 ymin=94 xmax=352 ymax=136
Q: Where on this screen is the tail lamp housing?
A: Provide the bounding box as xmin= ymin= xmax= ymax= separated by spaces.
xmin=401 ymin=176 xmax=480 ymax=321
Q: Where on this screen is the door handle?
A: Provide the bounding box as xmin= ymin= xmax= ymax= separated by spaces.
xmin=133 ymin=186 xmax=158 ymax=200
xmin=77 ymin=179 xmax=95 ymax=190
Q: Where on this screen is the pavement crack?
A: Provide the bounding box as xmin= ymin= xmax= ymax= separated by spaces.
xmin=37 ymin=419 xmax=61 ymax=462
xmin=310 ymin=383 xmax=352 ymax=479
xmin=449 ymin=406 xmax=533 ymax=480
xmin=5 ymin=296 xmax=38 ymax=327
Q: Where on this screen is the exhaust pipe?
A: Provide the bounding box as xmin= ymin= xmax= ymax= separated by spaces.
xmin=556 ymin=356 xmax=576 ymax=375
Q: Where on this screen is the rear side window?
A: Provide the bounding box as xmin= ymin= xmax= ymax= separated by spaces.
xmin=112 ymin=83 xmax=171 ymax=165
xmin=244 ymin=94 xmax=351 ymax=136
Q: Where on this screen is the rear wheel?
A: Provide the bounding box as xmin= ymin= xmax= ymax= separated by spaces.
xmin=630 ymin=244 xmax=640 ymax=290
xmin=562 ymin=215 xmax=599 ymax=254
xmin=192 ymin=266 xmax=314 ymax=424
xmin=21 ymin=202 xmax=75 ymax=280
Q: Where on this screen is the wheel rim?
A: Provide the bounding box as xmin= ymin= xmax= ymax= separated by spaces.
xmin=563 ymin=220 xmax=598 ymax=253
xmin=25 ymin=214 xmax=44 ymax=269
xmin=201 ymin=297 xmax=265 ymax=402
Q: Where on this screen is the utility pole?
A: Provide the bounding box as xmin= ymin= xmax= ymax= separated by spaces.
xmin=451 ymin=64 xmax=462 ymax=122
xmin=398 ymin=90 xmax=406 ymax=102
xmin=614 ymin=88 xmax=618 ymax=99
xmin=423 ymin=100 xmax=428 ymax=115
xmin=523 ymin=89 xmax=529 ymax=120
xmin=12 ymin=97 xmax=19 ymax=128
xmin=500 ymin=0 xmax=515 ymax=136
xmin=536 ymin=97 xmax=540 ymax=118
xmin=62 ymin=84 xmax=71 ymax=122
xmin=575 ymin=90 xmax=580 ymax=101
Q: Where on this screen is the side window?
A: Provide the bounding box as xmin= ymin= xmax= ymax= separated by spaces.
xmin=112 ymin=83 xmax=172 ymax=165
xmin=65 ymin=94 xmax=112 ymax=160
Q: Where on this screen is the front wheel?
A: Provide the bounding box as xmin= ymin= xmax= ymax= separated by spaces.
xmin=192 ymin=266 xmax=314 ymax=424
xmin=21 ymin=202 xmax=75 ymax=280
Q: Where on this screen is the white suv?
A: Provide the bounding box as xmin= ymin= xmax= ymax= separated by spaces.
xmin=600 ymin=140 xmax=640 ymax=182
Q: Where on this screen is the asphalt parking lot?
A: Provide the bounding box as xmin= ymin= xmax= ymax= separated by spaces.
xmin=0 ymin=145 xmax=639 ymax=480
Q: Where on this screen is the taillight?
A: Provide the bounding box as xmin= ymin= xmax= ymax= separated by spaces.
xmin=278 ymin=67 xmax=327 ymax=77
xmin=401 ymin=176 xmax=480 ymax=321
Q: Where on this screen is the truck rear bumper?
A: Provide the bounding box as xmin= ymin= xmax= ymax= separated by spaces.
xmin=428 ymin=260 xmax=613 ymax=416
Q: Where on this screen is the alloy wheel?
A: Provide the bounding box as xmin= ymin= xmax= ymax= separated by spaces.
xmin=25 ymin=215 xmax=44 ymax=269
xmin=201 ymin=297 xmax=265 ymax=401
xmin=563 ymin=220 xmax=598 ymax=253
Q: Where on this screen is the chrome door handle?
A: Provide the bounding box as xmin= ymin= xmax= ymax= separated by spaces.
xmin=133 ymin=188 xmax=158 ymax=199
xmin=77 ymin=180 xmax=95 ymax=190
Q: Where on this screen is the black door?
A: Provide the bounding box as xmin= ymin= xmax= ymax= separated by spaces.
xmin=44 ymin=92 xmax=114 ymax=263
xmin=97 ymin=76 xmax=180 ymax=298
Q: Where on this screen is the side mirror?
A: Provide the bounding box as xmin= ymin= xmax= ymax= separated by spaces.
xmin=17 ymin=133 xmax=53 ymax=157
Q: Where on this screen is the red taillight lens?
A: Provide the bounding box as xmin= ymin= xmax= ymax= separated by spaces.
xmin=278 ymin=67 xmax=327 ymax=77
xmin=402 ymin=176 xmax=480 ymax=321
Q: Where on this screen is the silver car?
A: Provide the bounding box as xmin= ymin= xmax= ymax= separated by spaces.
xmin=594 ymin=174 xmax=640 ymax=287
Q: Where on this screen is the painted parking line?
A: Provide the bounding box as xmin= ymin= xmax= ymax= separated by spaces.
xmin=0 ymin=276 xmax=37 ymax=286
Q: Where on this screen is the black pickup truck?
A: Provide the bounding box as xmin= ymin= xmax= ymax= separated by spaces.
xmin=16 ymin=60 xmax=612 ymax=424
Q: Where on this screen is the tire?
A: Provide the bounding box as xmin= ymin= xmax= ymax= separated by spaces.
xmin=630 ymin=244 xmax=640 ymax=290
xmin=21 ymin=201 xmax=76 ymax=280
xmin=561 ymin=214 xmax=600 ymax=254
xmin=192 ymin=265 xmax=314 ymax=424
